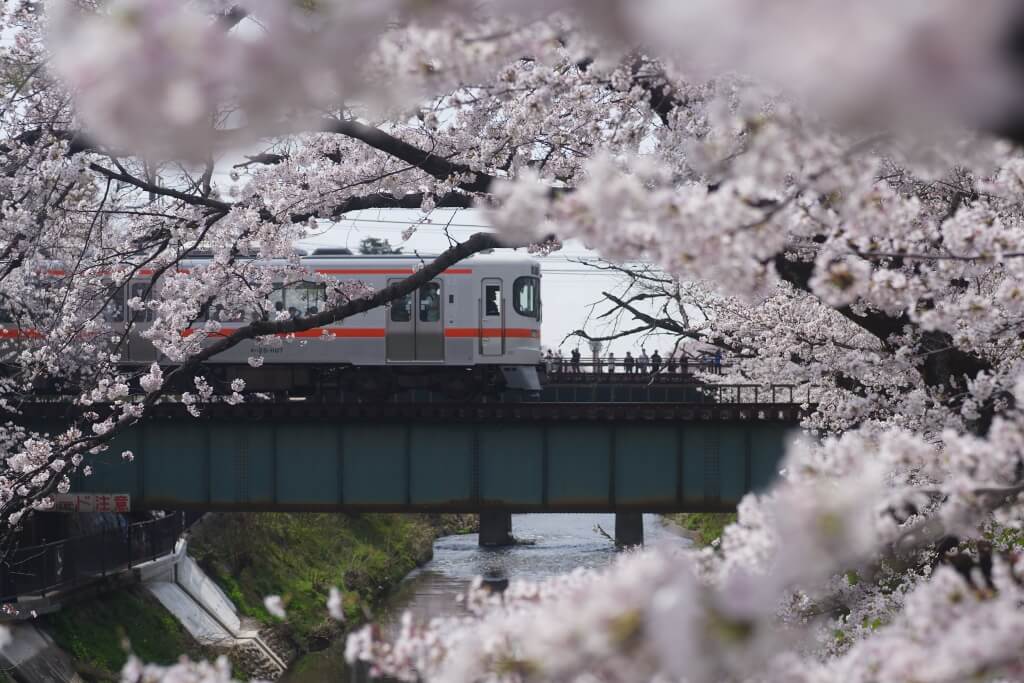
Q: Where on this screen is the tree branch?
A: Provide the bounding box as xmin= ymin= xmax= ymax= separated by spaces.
xmin=88 ymin=163 xmax=231 ymax=213
xmin=323 ymin=118 xmax=496 ymax=193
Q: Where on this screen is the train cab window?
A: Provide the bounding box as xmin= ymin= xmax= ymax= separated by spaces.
xmin=419 ymin=283 xmax=441 ymax=322
xmin=129 ymin=282 xmax=154 ymax=323
xmin=0 ymin=304 xmax=11 ymax=323
xmin=513 ymin=277 xmax=539 ymax=318
xmin=390 ymin=292 xmax=412 ymax=322
xmin=485 ymin=284 xmax=501 ymax=316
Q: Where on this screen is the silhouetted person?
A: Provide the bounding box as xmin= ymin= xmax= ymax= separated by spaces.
xmin=667 ymin=354 xmax=677 ymax=373
xmin=544 ymin=350 xmax=556 ymax=375
xmin=607 ymin=351 xmax=615 ymax=374
xmin=624 ymin=351 xmax=635 ymax=374
xmin=638 ymin=349 xmax=649 ymax=374
xmin=680 ymin=354 xmax=689 ymax=375
xmin=714 ymin=350 xmax=722 ymax=374
xmin=570 ymin=348 xmax=581 ymax=373
xmin=651 ymin=350 xmax=662 ymax=374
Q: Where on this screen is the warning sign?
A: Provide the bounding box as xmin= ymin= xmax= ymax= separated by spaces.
xmin=52 ymin=493 xmax=130 ymax=513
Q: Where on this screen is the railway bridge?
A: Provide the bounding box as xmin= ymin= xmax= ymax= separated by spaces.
xmin=25 ymin=381 xmax=808 ymax=546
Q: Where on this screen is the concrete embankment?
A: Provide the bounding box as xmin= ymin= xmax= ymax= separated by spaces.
xmin=145 ymin=547 xmax=287 ymax=679
xmin=2 ymin=512 xmax=473 ymax=682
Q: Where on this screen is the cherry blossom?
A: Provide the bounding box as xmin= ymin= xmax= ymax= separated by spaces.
xmin=0 ymin=1 xmax=1020 ymax=681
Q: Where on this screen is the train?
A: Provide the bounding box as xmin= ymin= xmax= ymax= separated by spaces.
xmin=0 ymin=250 xmax=544 ymax=398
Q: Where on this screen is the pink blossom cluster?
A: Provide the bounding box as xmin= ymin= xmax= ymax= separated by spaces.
xmin=0 ymin=1 xmax=1021 ymax=681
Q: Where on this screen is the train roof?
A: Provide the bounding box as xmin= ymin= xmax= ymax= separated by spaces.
xmin=178 ymin=250 xmax=541 ymax=269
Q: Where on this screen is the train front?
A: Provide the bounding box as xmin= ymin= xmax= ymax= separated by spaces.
xmin=484 ymin=255 xmax=542 ymax=393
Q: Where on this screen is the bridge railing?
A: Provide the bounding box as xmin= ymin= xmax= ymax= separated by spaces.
xmin=542 ymin=358 xmax=731 ymax=377
xmin=531 ymin=381 xmax=812 ymax=405
xmin=0 ymin=512 xmax=185 ymax=604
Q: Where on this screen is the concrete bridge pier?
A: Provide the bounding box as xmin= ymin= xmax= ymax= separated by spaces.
xmin=615 ymin=512 xmax=644 ymax=548
xmin=479 ymin=511 xmax=514 ymax=547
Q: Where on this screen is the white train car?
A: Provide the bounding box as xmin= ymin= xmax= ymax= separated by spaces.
xmin=16 ymin=251 xmax=543 ymax=396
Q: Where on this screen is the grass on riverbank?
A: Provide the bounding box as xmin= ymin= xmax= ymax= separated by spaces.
xmin=188 ymin=513 xmax=443 ymax=653
xmin=664 ymin=512 xmax=737 ymax=547
xmin=45 ymin=588 xmax=207 ymax=681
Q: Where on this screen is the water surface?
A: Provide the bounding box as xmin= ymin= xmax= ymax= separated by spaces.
xmin=284 ymin=513 xmax=690 ymax=682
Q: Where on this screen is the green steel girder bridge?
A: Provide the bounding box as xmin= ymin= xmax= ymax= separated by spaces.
xmin=25 ymin=383 xmax=808 ymax=546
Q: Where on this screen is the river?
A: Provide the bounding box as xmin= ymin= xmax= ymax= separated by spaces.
xmin=284 ymin=513 xmax=691 ymax=682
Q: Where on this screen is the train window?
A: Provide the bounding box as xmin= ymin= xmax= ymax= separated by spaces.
xmin=289 ymin=282 xmax=327 ymax=316
xmin=391 ymin=292 xmax=412 ymax=322
xmin=268 ymin=286 xmax=286 ymax=319
xmin=0 ymin=304 xmax=11 ymax=323
xmin=419 ymin=283 xmax=440 ymax=322
xmin=213 ymin=304 xmax=246 ymax=323
xmin=129 ymin=282 xmax=154 ymax=322
xmin=513 ymin=277 xmax=539 ymax=318
xmin=103 ymin=285 xmax=126 ymax=323
xmin=485 ymin=284 xmax=501 ymax=316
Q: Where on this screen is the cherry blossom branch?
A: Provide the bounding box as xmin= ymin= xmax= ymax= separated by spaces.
xmin=601 ymin=291 xmax=746 ymax=354
xmin=323 ymin=118 xmax=496 ymax=193
xmin=88 ymin=162 xmax=231 ymax=213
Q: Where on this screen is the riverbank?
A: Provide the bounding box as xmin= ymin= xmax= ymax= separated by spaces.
xmin=45 ymin=588 xmax=210 ymax=681
xmin=37 ymin=512 xmax=475 ymax=681
xmin=188 ymin=513 xmax=477 ymax=665
xmin=661 ymin=512 xmax=736 ymax=547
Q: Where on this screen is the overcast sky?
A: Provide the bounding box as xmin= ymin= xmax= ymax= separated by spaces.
xmin=295 ymin=208 xmax=683 ymax=356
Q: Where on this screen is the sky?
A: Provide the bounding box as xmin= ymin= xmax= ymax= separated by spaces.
xmin=294 ymin=208 xmax=683 ymax=356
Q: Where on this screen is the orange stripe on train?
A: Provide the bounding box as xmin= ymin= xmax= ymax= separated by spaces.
xmin=187 ymin=327 xmax=534 ymax=339
xmin=2 ymin=327 xmax=537 ymax=340
xmin=183 ymin=328 xmax=387 ymax=338
xmin=314 ymin=268 xmax=473 ymax=275
xmin=444 ymin=328 xmax=538 ymax=338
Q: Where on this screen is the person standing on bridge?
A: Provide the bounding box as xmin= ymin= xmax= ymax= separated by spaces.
xmin=680 ymin=353 xmax=689 ymax=376
xmin=570 ymin=348 xmax=581 ymax=373
xmin=651 ymin=350 xmax=662 ymax=374
xmin=638 ymin=349 xmax=649 ymax=374
xmin=544 ymin=350 xmax=556 ymax=375
xmin=714 ymin=350 xmax=722 ymax=374
xmin=624 ymin=351 xmax=635 ymax=374
xmin=666 ymin=353 xmax=677 ymax=374
xmin=606 ymin=351 xmax=615 ymax=373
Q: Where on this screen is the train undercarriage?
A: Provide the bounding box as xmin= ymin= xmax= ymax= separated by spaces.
xmin=4 ymin=362 xmax=540 ymax=402
xmin=208 ymin=363 xmax=522 ymax=401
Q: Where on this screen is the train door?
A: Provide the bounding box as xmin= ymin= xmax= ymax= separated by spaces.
xmin=386 ymin=280 xmax=415 ymax=361
xmin=127 ymin=280 xmax=157 ymax=362
xmin=480 ymin=278 xmax=504 ymax=356
xmin=416 ymin=281 xmax=444 ymax=361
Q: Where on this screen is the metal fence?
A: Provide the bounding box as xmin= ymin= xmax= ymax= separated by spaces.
xmin=0 ymin=512 xmax=185 ymax=603
xmin=535 ymin=382 xmax=812 ymax=405
xmin=543 ymin=358 xmax=731 ymax=377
